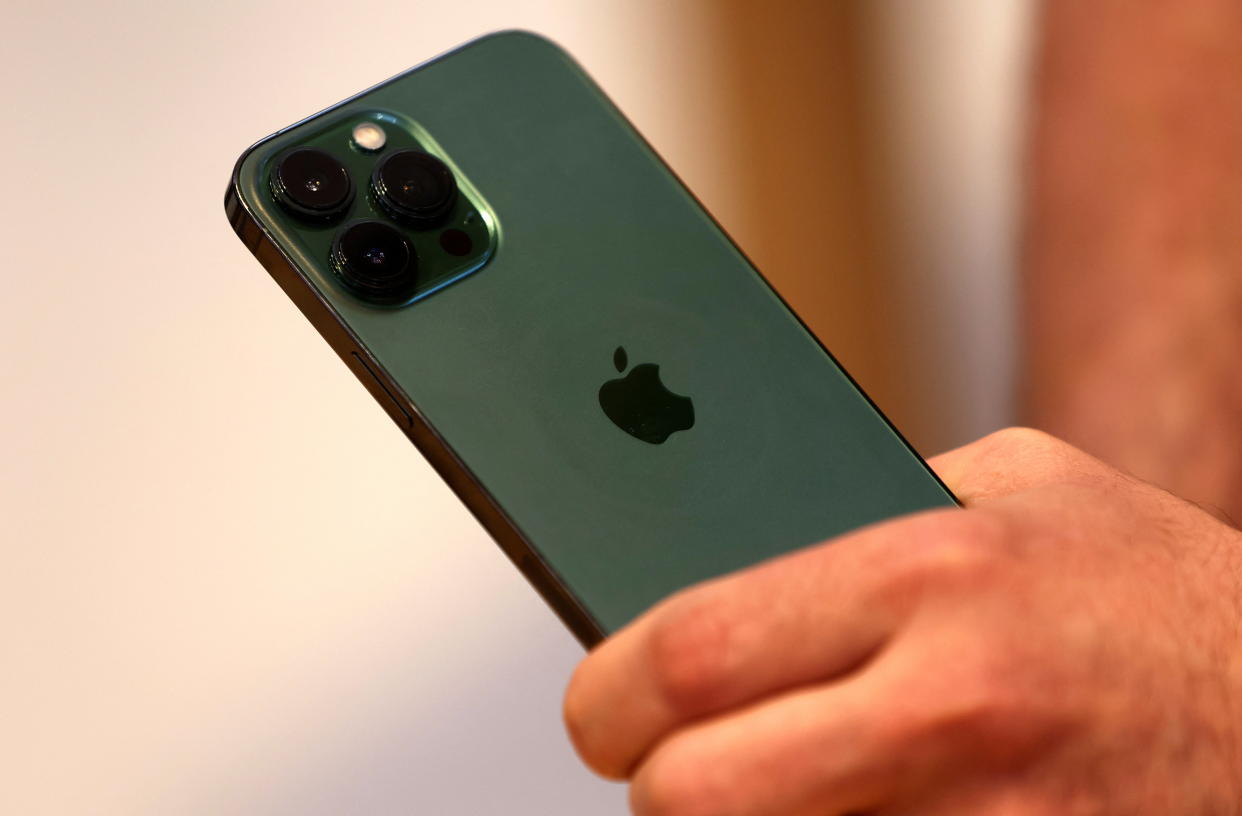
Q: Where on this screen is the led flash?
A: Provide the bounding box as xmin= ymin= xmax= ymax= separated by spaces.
xmin=351 ymin=122 xmax=386 ymax=152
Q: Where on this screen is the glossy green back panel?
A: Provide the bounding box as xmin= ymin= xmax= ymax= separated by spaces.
xmin=236 ymin=31 xmax=956 ymax=634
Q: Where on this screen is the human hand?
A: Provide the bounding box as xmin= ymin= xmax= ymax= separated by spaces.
xmin=563 ymin=428 xmax=1242 ymax=814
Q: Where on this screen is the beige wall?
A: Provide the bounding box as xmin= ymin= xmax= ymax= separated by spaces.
xmin=0 ymin=3 xmax=1029 ymax=813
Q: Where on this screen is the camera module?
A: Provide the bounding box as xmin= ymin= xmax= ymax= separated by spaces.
xmin=270 ymin=147 xmax=354 ymax=221
xmin=371 ymin=149 xmax=458 ymax=227
xmin=330 ymin=220 xmax=417 ymax=302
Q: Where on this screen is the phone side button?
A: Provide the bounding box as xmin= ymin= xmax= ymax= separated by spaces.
xmin=350 ymin=352 xmax=413 ymax=430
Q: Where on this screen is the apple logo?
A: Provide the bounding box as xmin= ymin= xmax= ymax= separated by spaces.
xmin=598 ymin=346 xmax=695 ymax=444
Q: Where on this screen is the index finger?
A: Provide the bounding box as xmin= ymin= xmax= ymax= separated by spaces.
xmin=562 ymin=506 xmax=990 ymax=779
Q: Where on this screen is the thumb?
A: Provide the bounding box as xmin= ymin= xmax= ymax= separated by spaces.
xmin=927 ymin=427 xmax=1095 ymax=505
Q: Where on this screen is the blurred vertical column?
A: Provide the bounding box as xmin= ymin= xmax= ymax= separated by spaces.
xmin=677 ymin=1 xmax=897 ymax=421
xmin=859 ymin=0 xmax=1035 ymax=452
xmin=690 ymin=0 xmax=1033 ymax=454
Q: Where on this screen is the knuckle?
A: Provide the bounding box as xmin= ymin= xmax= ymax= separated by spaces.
xmin=646 ymin=592 xmax=740 ymax=715
xmin=932 ymin=674 xmax=1022 ymax=745
xmin=979 ymin=426 xmax=1088 ymax=482
xmin=879 ymin=514 xmax=1009 ymax=600
xmin=984 ymin=426 xmax=1066 ymax=456
xmin=886 ymin=653 xmax=1058 ymax=767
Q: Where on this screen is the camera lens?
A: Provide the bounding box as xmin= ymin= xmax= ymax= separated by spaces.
xmin=371 ymin=149 xmax=458 ymax=227
xmin=270 ymin=147 xmax=354 ymax=221
xmin=330 ymin=221 xmax=417 ymax=301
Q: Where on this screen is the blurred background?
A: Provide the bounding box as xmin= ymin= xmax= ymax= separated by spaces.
xmin=1 ymin=1 xmax=1032 ymax=813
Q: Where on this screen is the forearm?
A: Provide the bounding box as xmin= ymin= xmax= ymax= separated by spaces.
xmin=1023 ymin=0 xmax=1242 ymax=521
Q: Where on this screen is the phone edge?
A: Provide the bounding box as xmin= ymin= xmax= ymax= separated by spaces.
xmin=225 ymin=143 xmax=608 ymax=651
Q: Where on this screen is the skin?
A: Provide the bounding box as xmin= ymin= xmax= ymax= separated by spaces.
xmin=564 ymin=429 xmax=1242 ymax=813
xmin=1024 ymin=0 xmax=1242 ymax=523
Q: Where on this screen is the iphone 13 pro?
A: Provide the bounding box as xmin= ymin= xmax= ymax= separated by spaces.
xmin=225 ymin=31 xmax=957 ymax=647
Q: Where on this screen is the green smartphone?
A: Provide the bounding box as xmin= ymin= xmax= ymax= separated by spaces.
xmin=225 ymin=31 xmax=956 ymax=647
